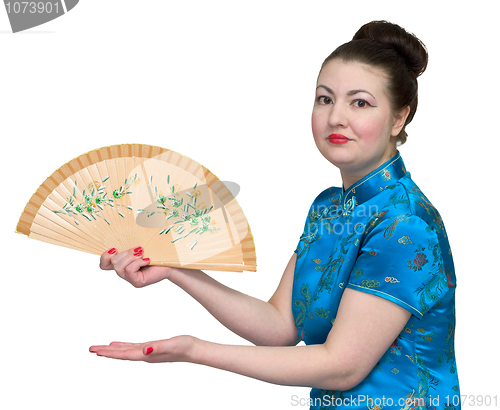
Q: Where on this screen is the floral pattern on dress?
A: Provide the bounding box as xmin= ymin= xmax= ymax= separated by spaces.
xmin=292 ymin=153 xmax=460 ymax=409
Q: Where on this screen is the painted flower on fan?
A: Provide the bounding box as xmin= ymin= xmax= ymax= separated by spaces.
xmin=171 ymin=198 xmax=182 ymax=207
xmin=54 ymin=176 xmax=138 ymax=226
xmin=157 ymin=195 xmax=167 ymax=204
xmin=190 ymin=218 xmax=199 ymax=226
xmin=168 ymin=209 xmax=179 ymax=218
xmin=202 ymin=215 xmax=211 ymax=224
xmin=192 ymin=210 xmax=202 ymax=218
xmin=182 ymin=213 xmax=191 ymax=221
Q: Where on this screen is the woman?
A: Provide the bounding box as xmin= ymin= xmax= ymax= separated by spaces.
xmin=90 ymin=21 xmax=460 ymax=409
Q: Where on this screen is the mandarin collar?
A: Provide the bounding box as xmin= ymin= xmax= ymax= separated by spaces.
xmin=338 ymin=152 xmax=407 ymax=215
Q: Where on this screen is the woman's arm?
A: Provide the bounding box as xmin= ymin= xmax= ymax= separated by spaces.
xmin=100 ymin=248 xmax=299 ymax=346
xmin=167 ymin=254 xmax=299 ymax=346
xmin=90 ymin=288 xmax=411 ymax=391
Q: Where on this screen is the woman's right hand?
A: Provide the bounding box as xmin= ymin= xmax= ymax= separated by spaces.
xmin=100 ymin=247 xmax=171 ymax=288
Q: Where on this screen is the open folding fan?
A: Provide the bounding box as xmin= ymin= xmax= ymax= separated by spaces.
xmin=16 ymin=144 xmax=256 ymax=272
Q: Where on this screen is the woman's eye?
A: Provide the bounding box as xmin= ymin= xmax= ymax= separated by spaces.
xmin=352 ymin=99 xmax=371 ymax=108
xmin=317 ymin=96 xmax=333 ymax=105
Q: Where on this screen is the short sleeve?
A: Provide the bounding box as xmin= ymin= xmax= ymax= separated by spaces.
xmin=346 ymin=214 xmax=448 ymax=319
xmin=294 ymin=201 xmax=314 ymax=255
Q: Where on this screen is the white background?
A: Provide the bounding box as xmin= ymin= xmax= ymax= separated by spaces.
xmin=1 ymin=1 xmax=498 ymax=408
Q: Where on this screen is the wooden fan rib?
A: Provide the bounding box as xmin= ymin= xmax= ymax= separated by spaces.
xmin=99 ymin=146 xmax=112 ymax=161
xmin=126 ymin=156 xmax=147 ymax=251
xmin=29 ymin=231 xmax=102 ymax=256
xmin=119 ymin=156 xmax=154 ymax=252
xmin=130 ymin=144 xmax=140 ymax=158
xmin=16 ymin=210 xmax=37 ymax=235
xmin=85 ymin=162 xmax=124 ymax=247
xmin=86 ymin=148 xmax=101 ymax=167
xmin=156 ymin=154 xmax=203 ymax=265
xmin=110 ymin=145 xmax=121 ymax=160
xmin=28 ymin=185 xmax=107 ymax=254
xmin=164 ymin=240 xmax=256 ymax=272
xmin=16 ymin=145 xmax=122 ymax=235
xmin=29 ymin=219 xmax=102 ymax=254
xmin=16 ymin=169 xmax=70 ymax=235
xmin=84 ymin=158 xmax=120 ymax=249
xmin=35 ymin=210 xmax=102 ymax=252
xmin=89 ymin=155 xmax=130 ymax=252
xmin=153 ymin=238 xmax=251 ymax=271
xmin=141 ymin=144 xmax=153 ymax=158
xmin=106 ymin=156 xmax=132 ymax=250
xmin=139 ymin=162 xmax=173 ymax=260
xmin=73 ymin=164 xmax=123 ymax=250
xmin=110 ymin=156 xmax=132 ymax=250
xmin=153 ymin=261 xmax=250 ymax=272
xmin=150 ymin=145 xmax=166 ymax=159
xmin=38 ymin=190 xmax=108 ymax=251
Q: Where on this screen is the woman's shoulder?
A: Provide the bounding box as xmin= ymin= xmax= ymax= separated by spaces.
xmin=311 ymin=186 xmax=343 ymax=206
xmin=395 ymin=173 xmax=445 ymax=232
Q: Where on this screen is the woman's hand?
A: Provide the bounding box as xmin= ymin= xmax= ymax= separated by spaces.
xmin=89 ymin=335 xmax=197 ymax=363
xmin=89 ymin=289 xmax=411 ymax=391
xmin=100 ymin=247 xmax=171 ymax=288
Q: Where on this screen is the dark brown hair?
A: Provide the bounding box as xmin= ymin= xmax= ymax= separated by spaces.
xmin=322 ymin=21 xmax=428 ymax=145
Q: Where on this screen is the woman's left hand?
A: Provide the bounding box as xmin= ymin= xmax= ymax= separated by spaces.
xmin=89 ymin=335 xmax=196 ymax=363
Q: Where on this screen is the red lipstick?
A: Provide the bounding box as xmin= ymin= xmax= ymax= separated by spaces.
xmin=328 ymin=133 xmax=349 ymax=144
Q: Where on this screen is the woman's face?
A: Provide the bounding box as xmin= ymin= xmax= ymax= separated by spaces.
xmin=312 ymin=59 xmax=408 ymax=186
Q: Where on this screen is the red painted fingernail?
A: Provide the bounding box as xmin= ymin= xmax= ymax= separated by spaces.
xmin=145 ymin=347 xmax=153 ymax=355
xmin=108 ymin=248 xmax=117 ymax=255
xmin=134 ymin=247 xmax=142 ymax=253
xmin=143 ymin=258 xmax=150 ymax=262
xmin=134 ymin=253 xmax=142 ymax=257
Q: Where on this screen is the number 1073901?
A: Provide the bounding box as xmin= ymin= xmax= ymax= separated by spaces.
xmin=446 ymin=395 xmax=498 ymax=407
xmin=5 ymin=2 xmax=61 ymax=14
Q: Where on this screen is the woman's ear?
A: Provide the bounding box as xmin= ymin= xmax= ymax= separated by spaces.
xmin=391 ymin=106 xmax=411 ymax=137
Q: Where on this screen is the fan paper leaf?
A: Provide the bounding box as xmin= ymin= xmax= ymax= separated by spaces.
xmin=16 ymin=144 xmax=256 ymax=272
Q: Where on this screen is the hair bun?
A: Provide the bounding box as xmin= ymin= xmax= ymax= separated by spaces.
xmin=352 ymin=20 xmax=428 ymax=78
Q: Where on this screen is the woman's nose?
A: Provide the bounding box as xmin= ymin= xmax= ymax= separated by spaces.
xmin=327 ymin=103 xmax=347 ymax=128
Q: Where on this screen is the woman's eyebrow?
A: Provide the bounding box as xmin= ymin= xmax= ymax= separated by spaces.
xmin=316 ymin=85 xmax=334 ymax=94
xmin=316 ymin=86 xmax=376 ymax=100
xmin=347 ymin=89 xmax=376 ymax=99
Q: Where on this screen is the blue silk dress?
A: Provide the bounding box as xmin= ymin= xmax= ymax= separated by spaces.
xmin=292 ymin=153 xmax=460 ymax=409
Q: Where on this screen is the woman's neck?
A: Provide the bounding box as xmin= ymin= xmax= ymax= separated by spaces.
xmin=340 ymin=150 xmax=398 ymax=190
